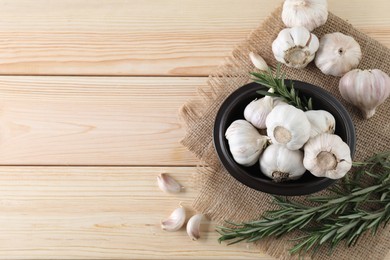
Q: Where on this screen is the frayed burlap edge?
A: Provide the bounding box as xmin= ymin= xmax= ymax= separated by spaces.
xmin=179 ymin=5 xmax=390 ymax=260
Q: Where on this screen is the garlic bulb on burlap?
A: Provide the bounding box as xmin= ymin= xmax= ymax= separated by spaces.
xmin=305 ymin=110 xmax=335 ymax=138
xmin=260 ymin=144 xmax=306 ymax=182
xmin=282 ymin=0 xmax=328 ymax=31
xmin=266 ymin=104 xmax=311 ymax=150
xmin=315 ymin=32 xmax=362 ymax=76
xmin=339 ymin=69 xmax=390 ymax=119
xmin=272 ymin=26 xmax=319 ymax=69
xmin=303 ymin=133 xmax=352 ymax=179
xmin=225 ymin=120 xmax=268 ymax=166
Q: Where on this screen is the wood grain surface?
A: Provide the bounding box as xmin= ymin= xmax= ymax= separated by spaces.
xmin=0 ymin=0 xmax=389 ymax=259
xmin=0 ymin=0 xmax=388 ymax=76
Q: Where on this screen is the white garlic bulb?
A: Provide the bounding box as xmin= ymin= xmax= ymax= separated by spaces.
xmin=266 ymin=104 xmax=311 ymax=150
xmin=249 ymin=52 xmax=268 ymax=71
xmin=282 ymin=0 xmax=328 ymax=32
xmin=272 ymin=26 xmax=319 ymax=69
xmin=303 ymin=133 xmax=352 ymax=179
xmin=305 ymin=110 xmax=335 ymax=138
xmin=315 ymin=32 xmax=362 ymax=76
xmin=339 ymin=69 xmax=390 ymax=119
xmin=225 ymin=120 xmax=268 ymax=167
xmin=259 ymin=144 xmax=306 ymax=182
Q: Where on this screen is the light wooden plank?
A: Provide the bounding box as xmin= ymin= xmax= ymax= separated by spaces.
xmin=0 ymin=76 xmax=204 ymax=166
xmin=0 ymin=166 xmax=271 ymax=259
xmin=0 ymin=0 xmax=388 ymax=76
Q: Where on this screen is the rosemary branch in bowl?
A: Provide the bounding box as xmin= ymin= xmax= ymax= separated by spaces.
xmin=251 ymin=64 xmax=313 ymax=111
xmin=216 ymin=151 xmax=390 ymax=256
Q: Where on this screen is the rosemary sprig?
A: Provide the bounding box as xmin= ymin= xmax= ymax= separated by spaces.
xmin=216 ymin=151 xmax=390 ymax=256
xmin=251 ymin=64 xmax=312 ymax=111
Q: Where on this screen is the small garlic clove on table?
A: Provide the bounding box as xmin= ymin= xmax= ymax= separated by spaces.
xmin=161 ymin=206 xmax=186 ymax=232
xmin=157 ymin=173 xmax=183 ymax=193
xmin=186 ymin=214 xmax=204 ymax=241
xmin=249 ymin=52 xmax=268 ymax=71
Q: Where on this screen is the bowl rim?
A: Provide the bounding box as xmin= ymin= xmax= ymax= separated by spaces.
xmin=213 ymin=80 xmax=356 ymax=196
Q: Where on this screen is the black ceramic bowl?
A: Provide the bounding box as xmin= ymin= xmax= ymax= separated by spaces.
xmin=213 ymin=80 xmax=356 ymax=196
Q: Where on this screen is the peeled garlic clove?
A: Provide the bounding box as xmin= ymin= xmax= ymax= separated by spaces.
xmin=303 ymin=133 xmax=352 ymax=179
xmin=186 ymin=214 xmax=203 ymax=241
xmin=225 ymin=120 xmax=268 ymax=167
xmin=339 ymin=69 xmax=390 ymax=119
xmin=157 ymin=173 xmax=183 ymax=193
xmin=249 ymin=52 xmax=268 ymax=71
xmin=305 ymin=110 xmax=335 ymax=138
xmin=266 ymin=104 xmax=311 ymax=150
xmin=272 ymin=27 xmax=319 ymax=69
xmin=315 ymin=32 xmax=361 ymax=76
xmin=161 ymin=206 xmax=186 ymax=232
xmin=282 ymin=0 xmax=328 ymax=32
xmin=260 ymin=144 xmax=306 ymax=182
xmin=244 ymin=96 xmax=273 ymax=129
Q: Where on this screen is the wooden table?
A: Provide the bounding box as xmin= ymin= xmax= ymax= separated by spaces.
xmin=0 ymin=0 xmax=389 ymax=259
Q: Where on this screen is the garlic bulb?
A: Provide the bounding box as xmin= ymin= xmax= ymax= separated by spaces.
xmin=186 ymin=214 xmax=203 ymax=241
xmin=282 ymin=0 xmax=328 ymax=32
xmin=157 ymin=173 xmax=183 ymax=193
xmin=225 ymin=120 xmax=268 ymax=166
xmin=315 ymin=32 xmax=362 ymax=76
xmin=272 ymin=26 xmax=319 ymax=69
xmin=266 ymin=104 xmax=311 ymax=150
xmin=249 ymin=52 xmax=268 ymax=71
xmin=259 ymin=144 xmax=306 ymax=182
xmin=305 ymin=110 xmax=335 ymax=138
xmin=339 ymin=69 xmax=390 ymax=119
xmin=161 ymin=206 xmax=186 ymax=232
xmin=303 ymin=133 xmax=352 ymax=179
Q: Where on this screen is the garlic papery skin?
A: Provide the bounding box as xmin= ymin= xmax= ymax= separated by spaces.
xmin=303 ymin=133 xmax=352 ymax=179
xmin=282 ymin=0 xmax=328 ymax=32
xmin=266 ymin=104 xmax=311 ymax=150
xmin=157 ymin=173 xmax=183 ymax=193
xmin=339 ymin=69 xmax=390 ymax=119
xmin=249 ymin=52 xmax=268 ymax=71
xmin=272 ymin=26 xmax=319 ymax=69
xmin=161 ymin=206 xmax=186 ymax=232
xmin=186 ymin=214 xmax=203 ymax=241
xmin=225 ymin=120 xmax=268 ymax=166
xmin=305 ymin=110 xmax=335 ymax=138
xmin=244 ymin=96 xmax=274 ymax=129
xmin=259 ymin=144 xmax=306 ymax=182
xmin=315 ymin=32 xmax=362 ymax=76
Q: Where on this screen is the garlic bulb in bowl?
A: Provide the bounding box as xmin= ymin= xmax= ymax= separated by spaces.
xmin=225 ymin=120 xmax=268 ymax=167
xmin=260 ymin=144 xmax=306 ymax=182
xmin=303 ymin=133 xmax=352 ymax=179
xmin=272 ymin=26 xmax=319 ymax=69
xmin=266 ymin=104 xmax=311 ymax=150
xmin=315 ymin=32 xmax=361 ymax=76
xmin=339 ymin=69 xmax=390 ymax=119
xmin=282 ymin=0 xmax=328 ymax=31
xmin=305 ymin=110 xmax=335 ymax=138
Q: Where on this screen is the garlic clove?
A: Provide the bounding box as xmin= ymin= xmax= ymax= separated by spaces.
xmin=303 ymin=133 xmax=352 ymax=179
xmin=339 ymin=69 xmax=390 ymax=119
xmin=315 ymin=32 xmax=362 ymax=77
xmin=249 ymin=52 xmax=268 ymax=71
xmin=186 ymin=214 xmax=203 ymax=241
xmin=282 ymin=0 xmax=328 ymax=32
xmin=260 ymin=144 xmax=306 ymax=182
xmin=161 ymin=206 xmax=186 ymax=232
xmin=289 ymin=26 xmax=310 ymax=47
xmin=307 ymin=34 xmax=319 ymax=54
xmin=305 ymin=110 xmax=335 ymax=138
xmin=157 ymin=173 xmax=183 ymax=193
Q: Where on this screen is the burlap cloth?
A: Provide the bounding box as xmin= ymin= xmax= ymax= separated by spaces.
xmin=180 ymin=5 xmax=390 ymax=260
